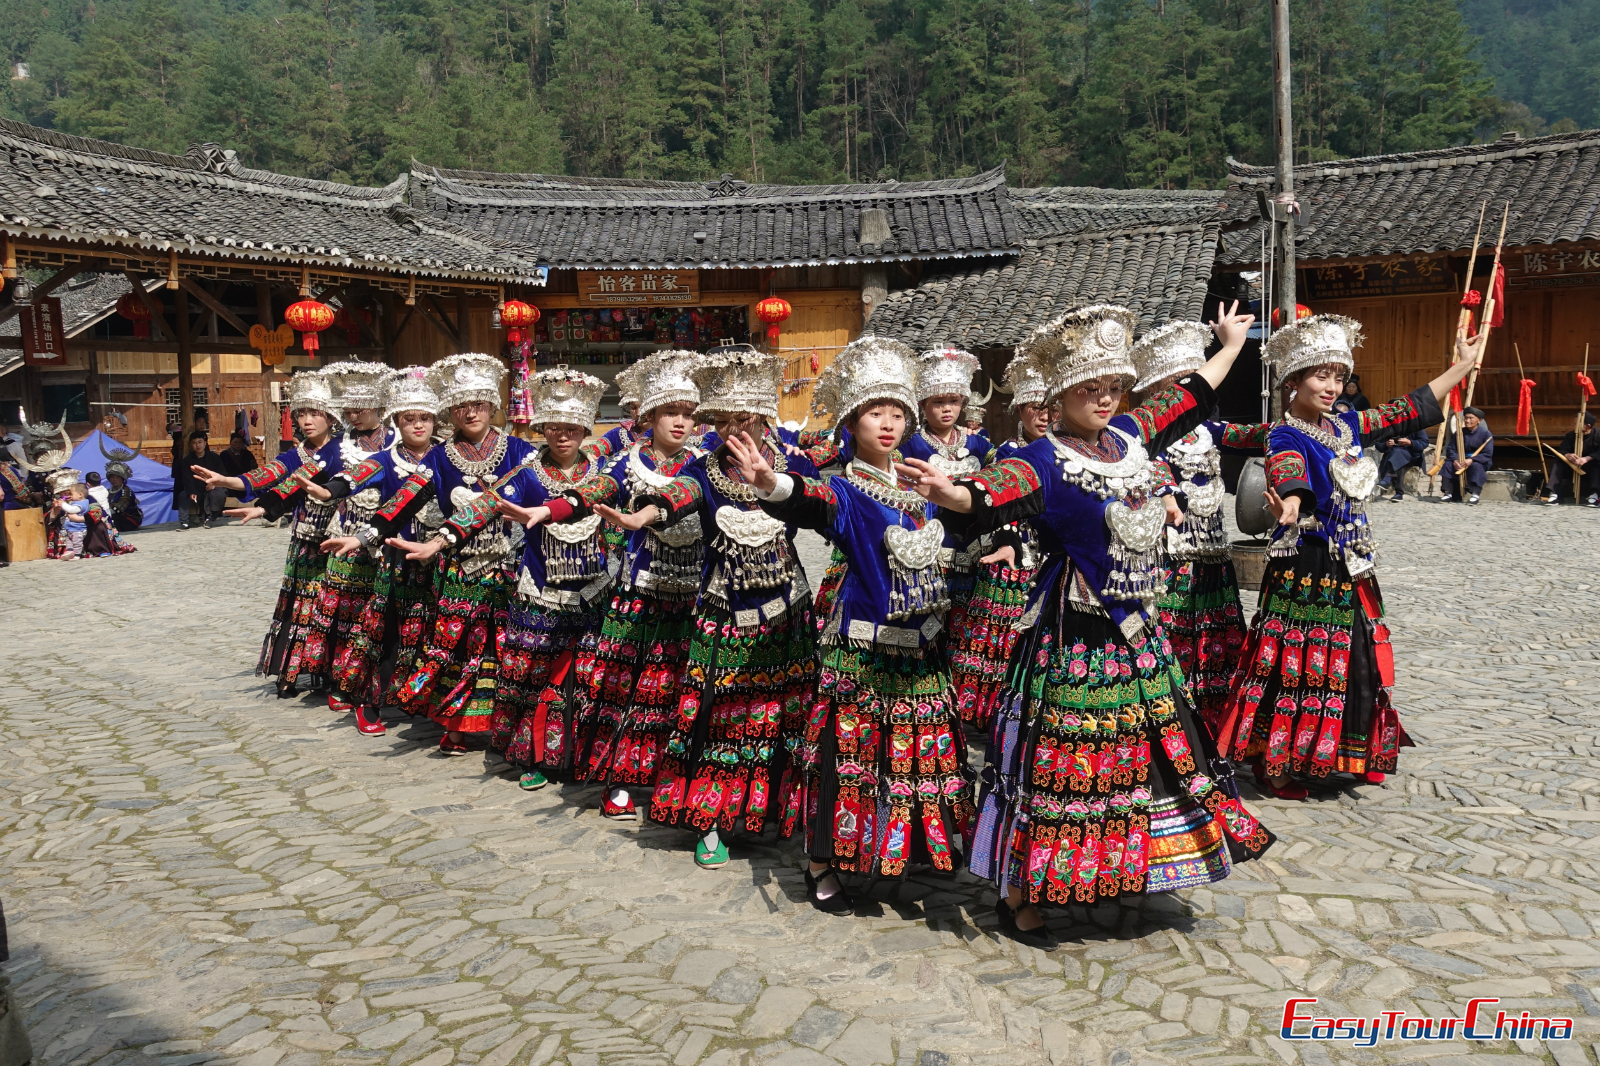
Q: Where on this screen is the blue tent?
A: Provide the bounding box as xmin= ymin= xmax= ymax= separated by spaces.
xmin=68 ymin=429 xmax=177 ymax=526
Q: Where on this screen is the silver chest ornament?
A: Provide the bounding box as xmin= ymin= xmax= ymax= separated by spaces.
xmin=1049 ymin=427 xmax=1165 ymax=608
xmin=883 ymin=517 xmax=950 ymax=621
xmin=713 ymin=505 xmax=793 ymax=591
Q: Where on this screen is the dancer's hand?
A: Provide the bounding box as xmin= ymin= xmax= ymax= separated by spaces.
xmin=1164 ymin=496 xmax=1185 ymax=526
xmin=895 ymin=457 xmax=972 ymax=512
xmin=1208 ymin=299 xmax=1255 ymax=353
xmin=294 ymin=469 xmax=332 ymax=501
xmin=192 ymin=466 xmax=243 ymax=492
xmin=225 ymin=505 xmax=266 ymax=525
xmin=726 ymin=432 xmax=778 ymax=494
xmin=497 ymin=500 xmax=552 ymax=529
xmin=1265 ymin=487 xmax=1300 ymax=527
xmin=979 ymin=543 xmax=1016 ymax=566
xmin=321 ymin=535 xmax=363 ymax=557
xmin=386 ymin=536 xmax=445 ymax=561
xmin=596 ymin=503 xmax=657 ymax=531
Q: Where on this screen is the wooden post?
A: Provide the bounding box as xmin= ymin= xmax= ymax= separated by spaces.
xmin=1269 ymin=0 xmax=1295 ymax=421
xmin=257 ymin=282 xmax=274 ymax=456
xmin=176 ymin=288 xmax=194 ymax=435
xmin=456 ymin=290 xmax=471 ymax=353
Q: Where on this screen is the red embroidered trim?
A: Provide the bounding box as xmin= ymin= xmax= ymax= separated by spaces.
xmin=244 ymin=457 xmax=288 ymax=490
xmin=959 ymin=458 xmax=1040 ymax=508
xmin=1128 ymin=381 xmax=1198 ymax=441
xmin=1266 ymin=449 xmax=1307 ymax=487
xmin=1358 ymin=396 xmax=1419 ymax=435
xmin=375 ymin=472 xmax=429 ymax=520
xmin=1221 ymin=422 xmax=1269 ymax=450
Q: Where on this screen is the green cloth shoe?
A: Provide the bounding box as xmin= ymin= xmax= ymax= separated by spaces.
xmin=519 ymin=770 xmax=548 ymax=791
xmin=695 ymin=836 xmax=729 ymax=869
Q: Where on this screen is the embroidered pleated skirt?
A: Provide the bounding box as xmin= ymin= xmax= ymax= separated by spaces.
xmin=338 ymin=555 xmax=438 ymax=716
xmin=949 ymin=562 xmax=1037 ymax=733
xmin=258 ymin=502 xmax=338 ymax=697
xmin=1157 ymin=553 xmax=1248 ymax=734
xmin=1217 ymin=538 xmax=1409 ymax=778
xmin=397 ymin=557 xmax=513 ymax=732
xmin=490 ymin=594 xmax=598 ymax=775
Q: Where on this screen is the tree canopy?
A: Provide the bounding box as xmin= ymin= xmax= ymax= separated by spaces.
xmin=0 ymin=0 xmax=1549 ymax=191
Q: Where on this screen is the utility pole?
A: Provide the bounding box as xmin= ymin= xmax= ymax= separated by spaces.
xmin=1269 ymin=0 xmax=1295 ymax=418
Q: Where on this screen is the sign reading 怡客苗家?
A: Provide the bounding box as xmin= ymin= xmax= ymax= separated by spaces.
xmin=20 ymin=296 xmax=67 ymax=366
xmin=576 ymin=271 xmax=699 ymax=305
xmin=1299 ymin=257 xmax=1456 ymax=300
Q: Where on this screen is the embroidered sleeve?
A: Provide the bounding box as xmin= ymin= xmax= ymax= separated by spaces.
xmin=257 ymin=477 xmax=307 ymax=523
xmin=243 ymin=456 xmax=289 ymax=491
xmin=758 ymin=475 xmax=837 ymax=533
xmin=442 ymin=490 xmax=501 ymax=544
xmin=1216 ymin=421 xmax=1270 ymax=454
xmin=1356 ymin=386 xmax=1441 ymax=447
xmin=335 ymin=455 xmax=386 ymax=493
xmin=1266 ymin=447 xmax=1310 ymax=497
xmin=0 ymin=464 xmax=26 ymax=498
xmin=560 ymin=473 xmax=620 ymax=518
xmin=1151 ymin=459 xmax=1177 ymax=496
xmin=641 ymin=474 xmax=703 ymax=527
xmin=1125 ymin=374 xmax=1214 ymax=452
xmin=803 ymin=438 xmax=841 ymax=469
xmin=950 ymin=457 xmax=1045 ymax=536
xmin=367 ymin=472 xmax=435 ymax=540
xmin=797 ymin=430 xmax=829 ymax=449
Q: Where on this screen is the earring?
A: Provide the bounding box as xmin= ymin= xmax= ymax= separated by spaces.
xmin=1289 ymin=389 xmax=1298 ymax=403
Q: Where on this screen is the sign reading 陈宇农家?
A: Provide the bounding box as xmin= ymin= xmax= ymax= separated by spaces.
xmin=1299 ymin=257 xmax=1456 ymax=300
xmin=576 ymin=271 xmax=699 ymax=305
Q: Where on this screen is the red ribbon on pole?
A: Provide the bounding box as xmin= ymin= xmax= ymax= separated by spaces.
xmin=1448 ymin=383 xmax=1463 ymax=413
xmin=1460 ymin=288 xmax=1481 ymax=336
xmin=1516 ymin=378 xmax=1536 ymax=436
xmin=1488 ymin=264 xmax=1507 ymax=329
xmin=1578 ymin=373 xmax=1596 ymax=399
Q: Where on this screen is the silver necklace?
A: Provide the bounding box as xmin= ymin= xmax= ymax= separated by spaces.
xmin=444 ymin=429 xmax=509 ymax=482
xmin=1283 ymin=412 xmax=1356 ymax=455
xmin=919 ymin=426 xmax=969 ymax=459
xmin=847 ymin=458 xmax=925 ymax=517
xmin=534 ymin=448 xmax=602 ymax=496
xmin=706 ymin=429 xmax=787 ymax=503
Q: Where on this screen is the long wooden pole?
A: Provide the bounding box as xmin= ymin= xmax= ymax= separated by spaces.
xmin=1515 ymin=343 xmax=1551 ymax=489
xmin=1453 ymin=203 xmax=1511 ymax=476
xmin=1575 ymin=343 xmax=1591 ymax=446
xmin=1428 ymin=204 xmax=1488 ymax=477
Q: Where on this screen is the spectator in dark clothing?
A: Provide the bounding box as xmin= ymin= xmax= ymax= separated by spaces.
xmin=218 ymin=432 xmax=259 ymax=481
xmin=1442 ymin=407 xmax=1493 ymax=504
xmin=1379 ymin=425 xmax=1430 ymax=501
xmin=1342 ymin=375 xmax=1372 ymax=412
xmin=1546 ymin=411 xmax=1600 ymax=505
xmin=177 ymin=429 xmax=226 ymax=528
xmin=169 ymin=410 xmax=211 ymax=513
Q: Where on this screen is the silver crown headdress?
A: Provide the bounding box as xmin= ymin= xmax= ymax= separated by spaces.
xmin=617 ymin=350 xmax=700 ymax=416
xmin=46 ymin=467 xmax=82 ymax=496
xmin=811 ymin=335 xmax=919 ymax=431
xmin=1264 ymin=314 xmax=1363 ymax=381
xmin=323 ymin=361 xmax=387 ymax=411
xmin=1022 ymin=304 xmax=1138 ymax=402
xmin=529 ymin=365 xmax=607 ymax=429
xmin=1131 ymin=320 xmax=1211 ymax=394
xmin=286 ymin=369 xmax=341 ymax=421
xmin=381 ymin=366 xmax=443 ymax=423
xmin=691 ymin=347 xmax=785 ymax=420
xmin=429 ymin=352 xmax=507 ymax=411
xmin=1001 ymin=353 xmax=1049 ymax=409
xmin=916 ymin=346 xmax=980 ymax=403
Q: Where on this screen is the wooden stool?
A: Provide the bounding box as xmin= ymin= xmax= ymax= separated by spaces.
xmin=3 ymin=507 xmax=47 ymax=562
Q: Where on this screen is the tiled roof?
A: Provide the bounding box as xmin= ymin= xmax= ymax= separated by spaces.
xmin=0 ymin=119 xmax=546 ymax=283
xmin=0 ymin=272 xmax=161 ymax=377
xmin=1218 ymin=129 xmax=1600 ymax=265
xmin=409 ymin=163 xmax=1022 ymax=269
xmin=866 ymin=187 xmax=1224 ymax=349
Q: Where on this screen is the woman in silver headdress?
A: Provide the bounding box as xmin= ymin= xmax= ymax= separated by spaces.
xmin=1214 ymin=322 xmax=1485 ymax=798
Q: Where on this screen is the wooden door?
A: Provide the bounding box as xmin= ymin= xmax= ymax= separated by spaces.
xmin=767 ymin=290 xmax=864 ymax=426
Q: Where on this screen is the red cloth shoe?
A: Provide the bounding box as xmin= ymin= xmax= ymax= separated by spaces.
xmin=327 ymin=693 xmax=353 ymax=713
xmin=439 ymin=737 xmax=468 ymax=756
xmin=1362 ymin=771 xmax=1386 ymax=785
xmin=601 ymin=795 xmax=637 ymax=820
xmin=354 ymin=706 xmax=386 ymax=736
xmin=1251 ymin=759 xmax=1309 ymax=801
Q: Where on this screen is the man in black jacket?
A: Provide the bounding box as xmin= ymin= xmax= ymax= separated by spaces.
xmin=176 ymin=430 xmax=226 ymax=528
xmin=1545 ymin=412 xmax=1600 ymax=505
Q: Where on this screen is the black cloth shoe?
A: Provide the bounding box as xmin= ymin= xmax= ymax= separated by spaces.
xmin=804 ymin=866 xmax=854 ymax=914
xmin=996 ymin=898 xmax=1059 ymax=950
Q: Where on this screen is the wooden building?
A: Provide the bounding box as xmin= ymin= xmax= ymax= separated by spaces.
xmin=1217 ymin=128 xmax=1600 ymax=441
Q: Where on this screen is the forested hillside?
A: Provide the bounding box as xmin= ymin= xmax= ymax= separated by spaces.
xmin=0 ymin=0 xmax=1575 ymax=190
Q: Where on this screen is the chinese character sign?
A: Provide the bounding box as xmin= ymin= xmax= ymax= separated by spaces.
xmin=1299 ymin=257 xmax=1455 ymax=299
xmin=21 ymin=296 xmax=67 ymax=366
xmin=577 ymin=271 xmax=699 ymax=305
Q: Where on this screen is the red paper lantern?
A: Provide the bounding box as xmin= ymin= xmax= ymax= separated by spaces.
xmin=1270 ymin=303 xmax=1313 ymax=328
xmin=502 ymin=299 xmax=539 ymax=346
xmin=116 ymin=292 xmax=152 ymax=339
xmin=285 ymin=299 xmax=335 ymax=354
xmin=756 ymin=296 xmax=792 ymax=345
xmin=333 ymin=304 xmax=370 ymax=346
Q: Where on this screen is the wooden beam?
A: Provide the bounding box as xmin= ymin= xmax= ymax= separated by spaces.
xmin=0 ymin=259 xmax=101 ymax=328
xmin=420 ymin=294 xmax=460 ymax=346
xmin=331 ymin=287 xmax=385 ymax=350
xmin=456 ymin=289 xmax=471 ymax=353
xmin=124 ymin=272 xmax=171 ymax=343
xmin=178 ymin=277 xmax=251 ymax=337
xmin=176 ymin=287 xmax=194 ymax=434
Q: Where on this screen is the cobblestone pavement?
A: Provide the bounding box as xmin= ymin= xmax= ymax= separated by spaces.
xmin=5 ymin=499 xmax=1600 ymax=1066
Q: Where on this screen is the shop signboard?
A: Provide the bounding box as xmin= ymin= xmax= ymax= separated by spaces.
xmin=576 ymin=270 xmax=699 ymax=305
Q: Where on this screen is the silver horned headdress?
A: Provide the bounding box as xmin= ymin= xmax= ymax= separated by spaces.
xmin=323 ymin=361 xmax=388 ymax=411
xmin=1001 ymin=353 xmax=1049 ymax=409
xmin=1021 ymin=304 xmax=1139 ymax=402
xmin=916 ymin=346 xmax=980 ymax=403
xmin=286 ymin=368 xmax=341 ymax=422
xmin=380 ymin=366 xmax=443 ymax=423
xmin=429 ymin=352 xmax=507 ymax=411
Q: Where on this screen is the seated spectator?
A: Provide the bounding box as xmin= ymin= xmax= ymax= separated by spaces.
xmin=49 ymin=481 xmax=89 ymax=559
xmin=1342 ymin=375 xmax=1372 ymax=412
xmin=177 ymin=430 xmax=226 ymax=529
xmin=1442 ymin=407 xmax=1493 ymax=505
xmin=1546 ymin=411 xmax=1600 ymax=506
xmin=218 ymin=432 xmax=259 ymax=481
xmin=1379 ymin=425 xmax=1430 ymax=501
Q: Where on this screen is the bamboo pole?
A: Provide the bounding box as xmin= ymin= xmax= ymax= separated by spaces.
xmin=1452 ymin=203 xmax=1511 ymax=477
xmin=1514 ymin=343 xmax=1551 ymax=490
xmin=1428 ymin=203 xmax=1488 ymax=477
